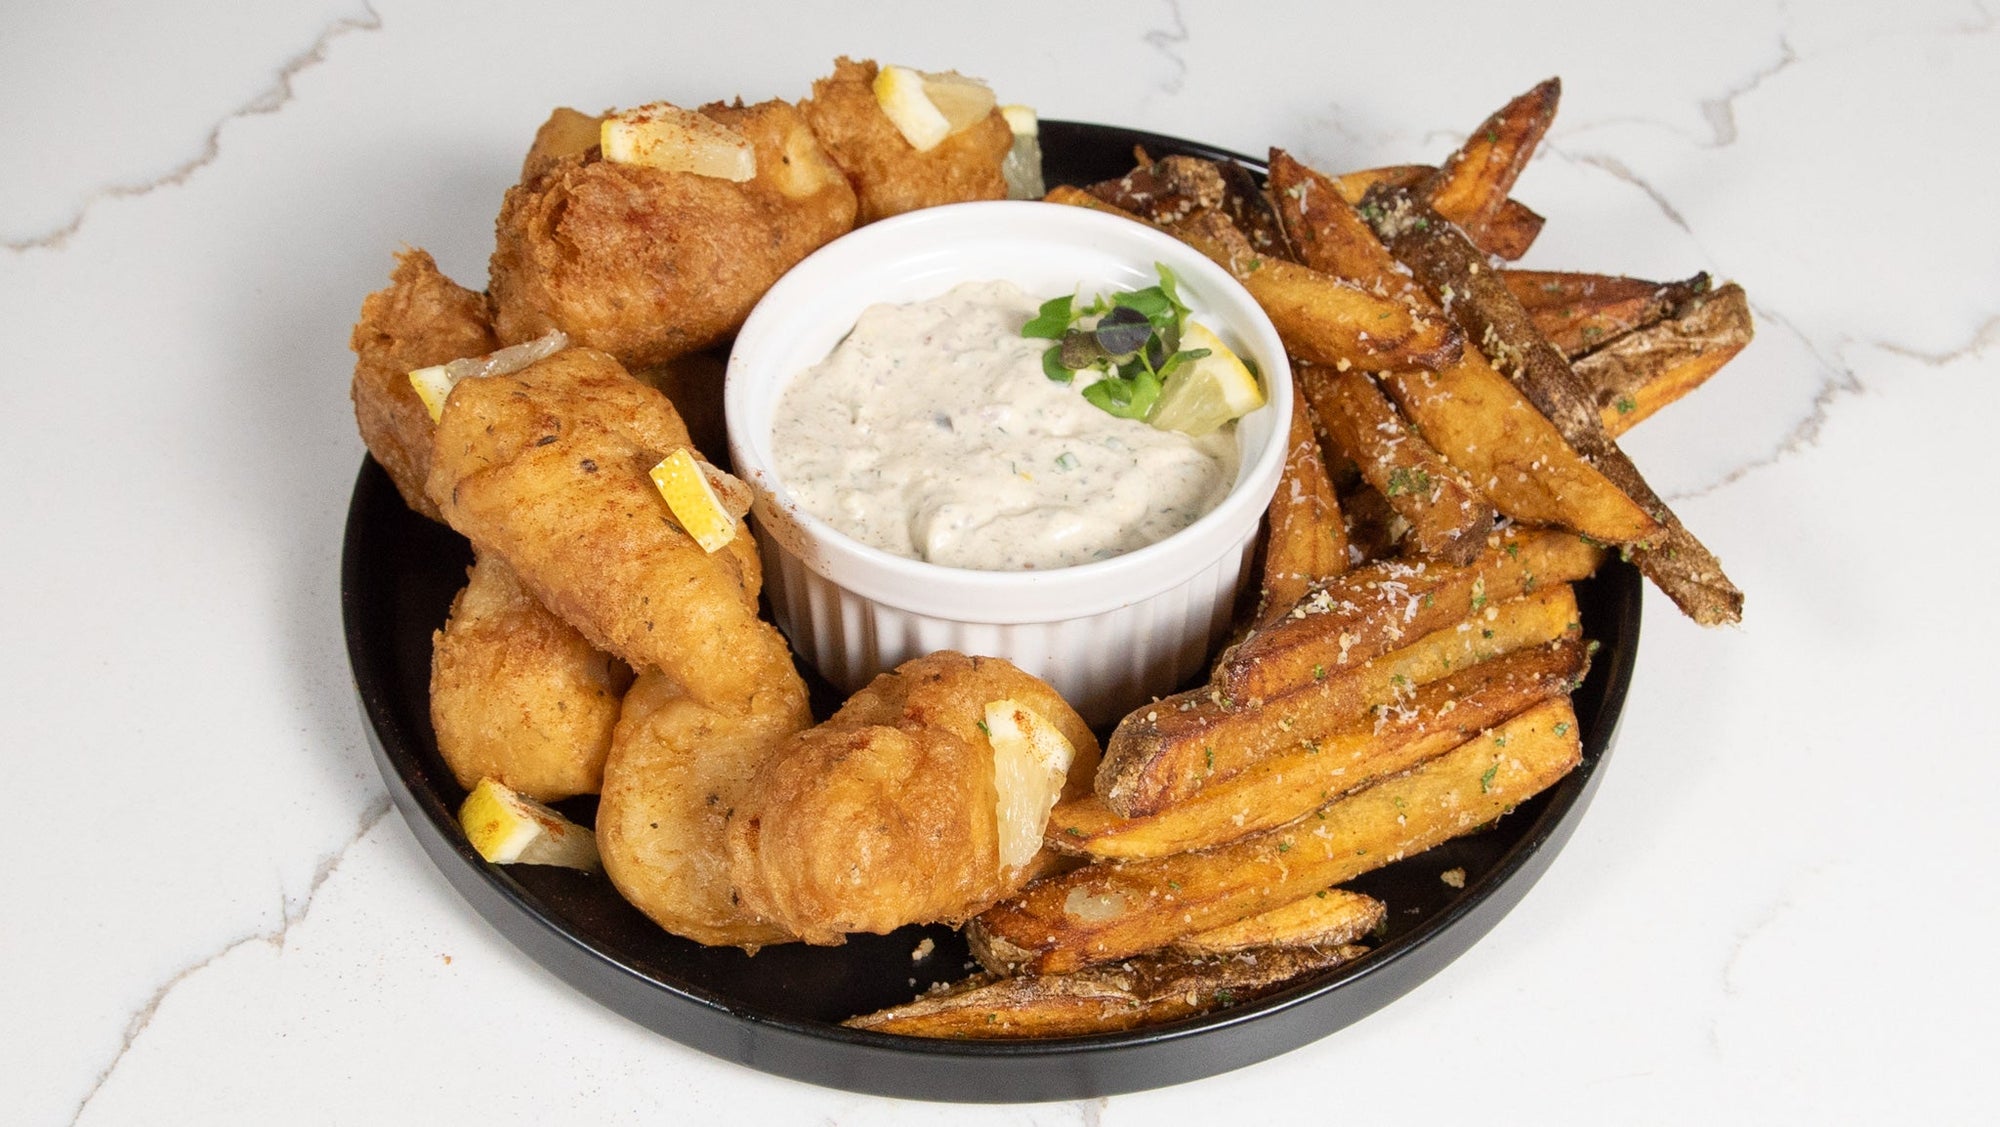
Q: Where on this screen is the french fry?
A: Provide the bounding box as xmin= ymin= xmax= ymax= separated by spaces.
xmin=1215 ymin=528 xmax=1601 ymax=703
xmin=1056 ymin=632 xmax=1585 ymax=859
xmin=1268 ymin=151 xmax=1664 ymax=548
xmin=972 ymin=698 xmax=1584 ymax=974
xmin=1415 ymin=78 xmax=1561 ymax=254
xmin=844 ymin=942 xmax=1368 ymax=1038
xmin=1085 ymin=153 xmax=1227 ymax=224
xmin=1373 ymin=354 xmax=1661 ymax=543
xmin=1098 ymin=577 xmax=1585 ymax=818
xmin=1503 ymin=269 xmax=1713 ymax=360
xmin=1329 ymin=163 xmax=1544 ymax=261
xmin=1578 ymin=282 xmax=1753 ymax=436
xmin=1170 ymin=208 xmax=1463 ymax=373
xmin=1172 ymin=886 xmax=1384 ymax=954
xmin=1300 ymin=361 xmax=1494 ymax=566
xmin=1216 ymin=156 xmax=1292 ymax=259
xmin=1048 ymin=186 xmax=1459 ymax=373
xmin=1257 ymin=380 xmax=1349 ymax=624
xmin=1364 ymin=185 xmax=1743 ymax=625
xmin=1269 ymin=150 xmax=1417 ymax=299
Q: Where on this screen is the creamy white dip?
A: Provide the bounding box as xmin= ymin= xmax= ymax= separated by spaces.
xmin=772 ymin=280 xmax=1239 ymax=571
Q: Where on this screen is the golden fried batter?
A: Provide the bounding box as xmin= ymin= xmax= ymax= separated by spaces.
xmin=727 ymin=653 xmax=1100 ymax=944
xmin=349 ymin=249 xmax=496 ymax=519
xmin=631 ymin=347 xmax=728 ymax=469
xmin=598 ymin=670 xmax=811 ymax=948
xmin=429 ymin=553 xmax=633 ymax=801
xmin=799 ymin=57 xmax=1013 ymax=224
xmin=488 ymin=98 xmax=856 ymax=368
xmin=425 ymin=347 xmax=782 ymax=712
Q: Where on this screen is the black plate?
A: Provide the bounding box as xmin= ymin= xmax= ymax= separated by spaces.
xmin=342 ymin=121 xmax=1641 ymax=1102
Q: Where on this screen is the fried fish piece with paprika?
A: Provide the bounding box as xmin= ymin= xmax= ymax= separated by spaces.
xmin=727 ymin=653 xmax=1098 ymax=944
xmin=430 ymin=552 xmax=632 ymax=801
xmin=800 ymin=56 xmax=1012 ymax=224
xmin=350 ymin=248 xmax=497 ymax=519
xmin=598 ymin=667 xmax=811 ymax=949
xmin=489 ymin=98 xmax=855 ymax=368
xmin=425 ymin=346 xmax=781 ymax=713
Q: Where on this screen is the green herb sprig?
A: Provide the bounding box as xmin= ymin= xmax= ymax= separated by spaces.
xmin=1025 ymin=263 xmax=1211 ymax=421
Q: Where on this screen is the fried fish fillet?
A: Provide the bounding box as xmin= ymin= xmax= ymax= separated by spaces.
xmin=597 ymin=669 xmax=811 ymax=949
xmin=424 ymin=346 xmax=787 ymax=713
xmin=349 ymin=248 xmax=497 ymax=519
xmin=799 ymin=57 xmax=1012 ymax=224
xmin=488 ymin=98 xmax=856 ymax=368
xmin=429 ymin=552 xmax=633 ymax=801
xmin=728 ymin=653 xmax=1100 ymax=944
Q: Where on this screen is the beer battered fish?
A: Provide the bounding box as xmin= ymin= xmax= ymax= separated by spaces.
xmin=349 ymin=248 xmax=497 ymax=519
xmin=800 ymin=56 xmax=1013 ymax=224
xmin=424 ymin=346 xmax=786 ymax=713
xmin=598 ymin=669 xmax=811 ymax=948
xmin=727 ymin=653 xmax=1100 ymax=945
xmin=487 ymin=98 xmax=856 ymax=368
xmin=429 ymin=552 xmax=633 ymax=801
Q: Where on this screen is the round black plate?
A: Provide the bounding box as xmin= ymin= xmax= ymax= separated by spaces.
xmin=342 ymin=122 xmax=1642 ymax=1102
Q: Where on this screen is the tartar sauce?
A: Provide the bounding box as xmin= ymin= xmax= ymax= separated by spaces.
xmin=772 ymin=280 xmax=1238 ymax=571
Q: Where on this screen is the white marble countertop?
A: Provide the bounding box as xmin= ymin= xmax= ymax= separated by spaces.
xmin=6 ymin=1 xmax=1994 ymax=1122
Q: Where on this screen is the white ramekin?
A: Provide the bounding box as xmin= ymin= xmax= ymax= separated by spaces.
xmin=725 ymin=201 xmax=1291 ymax=727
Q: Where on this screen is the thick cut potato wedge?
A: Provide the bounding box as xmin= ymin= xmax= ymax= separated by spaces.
xmin=1364 ymin=185 xmax=1742 ymax=626
xmin=845 ymin=942 xmax=1368 ymax=1038
xmin=1577 ymin=283 xmax=1753 ymax=436
xmin=1057 ymin=632 xmax=1585 ymax=858
xmin=1270 ymin=150 xmax=1417 ymax=299
xmin=1328 ymin=163 xmax=1544 ymax=260
xmin=1415 ymin=78 xmax=1560 ymax=252
xmin=1266 ymin=151 xmax=1663 ymax=549
xmin=1043 ymin=187 xmax=1461 ymax=374
xmin=972 ymin=699 xmax=1584 ymax=974
xmin=1215 ymin=528 xmax=1600 ymax=703
xmin=1173 ymin=887 xmax=1384 ymax=954
xmin=1374 ymin=353 xmax=1660 ymax=543
xmin=1301 ymin=362 xmax=1493 ymax=566
xmin=1258 ymin=381 xmax=1349 ymax=624
xmin=1171 ymin=208 xmax=1461 ymax=373
xmin=1098 ymin=574 xmax=1586 ymax=819
xmin=1503 ymin=269 xmax=1713 ymax=360
xmin=1085 ymin=154 xmax=1225 ymax=225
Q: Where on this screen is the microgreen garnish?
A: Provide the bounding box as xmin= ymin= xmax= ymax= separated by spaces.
xmin=1026 ymin=263 xmax=1213 ymax=422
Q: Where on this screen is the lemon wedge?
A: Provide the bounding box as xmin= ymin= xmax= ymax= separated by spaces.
xmin=408 ymin=365 xmax=457 ymax=423
xmin=985 ymin=699 xmax=1077 ymax=870
xmin=459 ymin=778 xmax=601 ymax=870
xmin=649 ymin=448 xmax=751 ymax=553
xmin=874 ymin=65 xmax=996 ymax=152
xmin=600 ymin=102 xmax=756 ymax=181
xmin=999 ymin=104 xmax=1044 ymax=200
xmin=408 ymin=330 xmax=570 ymax=423
xmin=1148 ymin=321 xmax=1266 ymax=436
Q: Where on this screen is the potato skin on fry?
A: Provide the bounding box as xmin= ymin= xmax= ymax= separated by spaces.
xmin=430 ymin=553 xmax=632 ymax=801
xmin=728 ymin=653 xmax=1100 ymax=944
xmin=975 ymin=699 xmax=1584 ymax=975
xmin=349 ymin=248 xmax=497 ymax=520
xmin=845 ymin=943 xmax=1368 ymax=1038
xmin=1062 ymin=631 xmax=1586 ymax=859
xmin=489 ymin=98 xmax=856 ymax=368
xmin=800 ymin=56 xmax=1012 ymax=224
xmin=1578 ymin=283 xmax=1753 ymax=436
xmin=1097 ymin=565 xmax=1592 ymax=821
